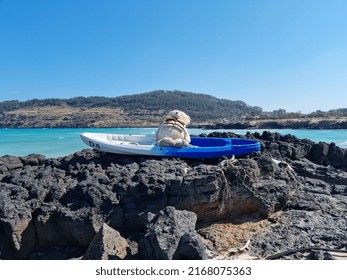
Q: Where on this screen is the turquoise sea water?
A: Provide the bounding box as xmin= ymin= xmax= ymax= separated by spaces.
xmin=0 ymin=128 xmax=346 ymax=158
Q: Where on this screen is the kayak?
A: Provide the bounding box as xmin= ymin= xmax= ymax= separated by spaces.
xmin=80 ymin=132 xmax=261 ymax=159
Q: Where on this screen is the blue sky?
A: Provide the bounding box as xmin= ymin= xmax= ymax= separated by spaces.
xmin=1 ymin=0 xmax=347 ymax=113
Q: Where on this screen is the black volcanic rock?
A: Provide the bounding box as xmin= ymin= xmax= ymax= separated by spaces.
xmin=173 ymin=233 xmax=208 ymax=260
xmin=138 ymin=206 xmax=200 ymax=260
xmin=82 ymin=223 xmax=129 ymax=260
xmin=206 ymin=120 xmax=347 ymax=130
xmin=0 ymin=132 xmax=347 ymax=260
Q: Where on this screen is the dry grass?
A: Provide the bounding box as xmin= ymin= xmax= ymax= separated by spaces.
xmin=198 ymin=219 xmax=268 ymax=259
xmin=4 ymin=105 xmax=347 ymax=128
xmin=5 ymin=106 xmax=161 ymax=127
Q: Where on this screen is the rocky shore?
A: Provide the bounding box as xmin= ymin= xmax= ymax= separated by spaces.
xmin=201 ymin=118 xmax=347 ymax=130
xmin=1 ymin=131 xmax=347 ymax=260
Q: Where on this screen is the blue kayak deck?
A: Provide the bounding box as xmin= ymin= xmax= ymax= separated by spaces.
xmin=160 ymin=137 xmax=261 ymax=158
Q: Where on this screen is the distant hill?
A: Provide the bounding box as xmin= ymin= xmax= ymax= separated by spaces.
xmin=1 ymin=90 xmax=346 ymax=129
xmin=0 ymin=90 xmax=263 ymax=128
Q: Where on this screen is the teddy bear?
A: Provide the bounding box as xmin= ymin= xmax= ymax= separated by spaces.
xmin=155 ymin=110 xmax=191 ymax=147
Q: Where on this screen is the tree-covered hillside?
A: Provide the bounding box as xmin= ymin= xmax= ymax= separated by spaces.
xmin=1 ymin=90 xmax=347 ymax=128
xmin=0 ymin=90 xmax=263 ymax=122
xmin=113 ymin=90 xmax=263 ymax=121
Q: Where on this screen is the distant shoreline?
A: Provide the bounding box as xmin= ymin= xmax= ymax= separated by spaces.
xmin=197 ymin=118 xmax=347 ymax=130
xmin=2 ymin=118 xmax=347 ymax=130
xmin=1 ymin=91 xmax=347 ymax=129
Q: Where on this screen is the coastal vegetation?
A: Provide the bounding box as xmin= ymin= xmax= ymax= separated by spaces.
xmin=0 ymin=90 xmax=346 ymax=128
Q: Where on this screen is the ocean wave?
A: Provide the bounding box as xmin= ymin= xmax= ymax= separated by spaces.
xmin=337 ymin=141 xmax=347 ymax=148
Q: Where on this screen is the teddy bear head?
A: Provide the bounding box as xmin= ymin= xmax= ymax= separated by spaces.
xmin=165 ymin=110 xmax=191 ymax=126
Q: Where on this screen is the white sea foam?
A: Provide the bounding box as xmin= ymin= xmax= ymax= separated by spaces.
xmin=338 ymin=141 xmax=347 ymax=148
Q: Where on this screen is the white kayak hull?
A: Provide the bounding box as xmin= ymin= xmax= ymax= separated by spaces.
xmin=80 ymin=132 xmax=261 ymax=158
